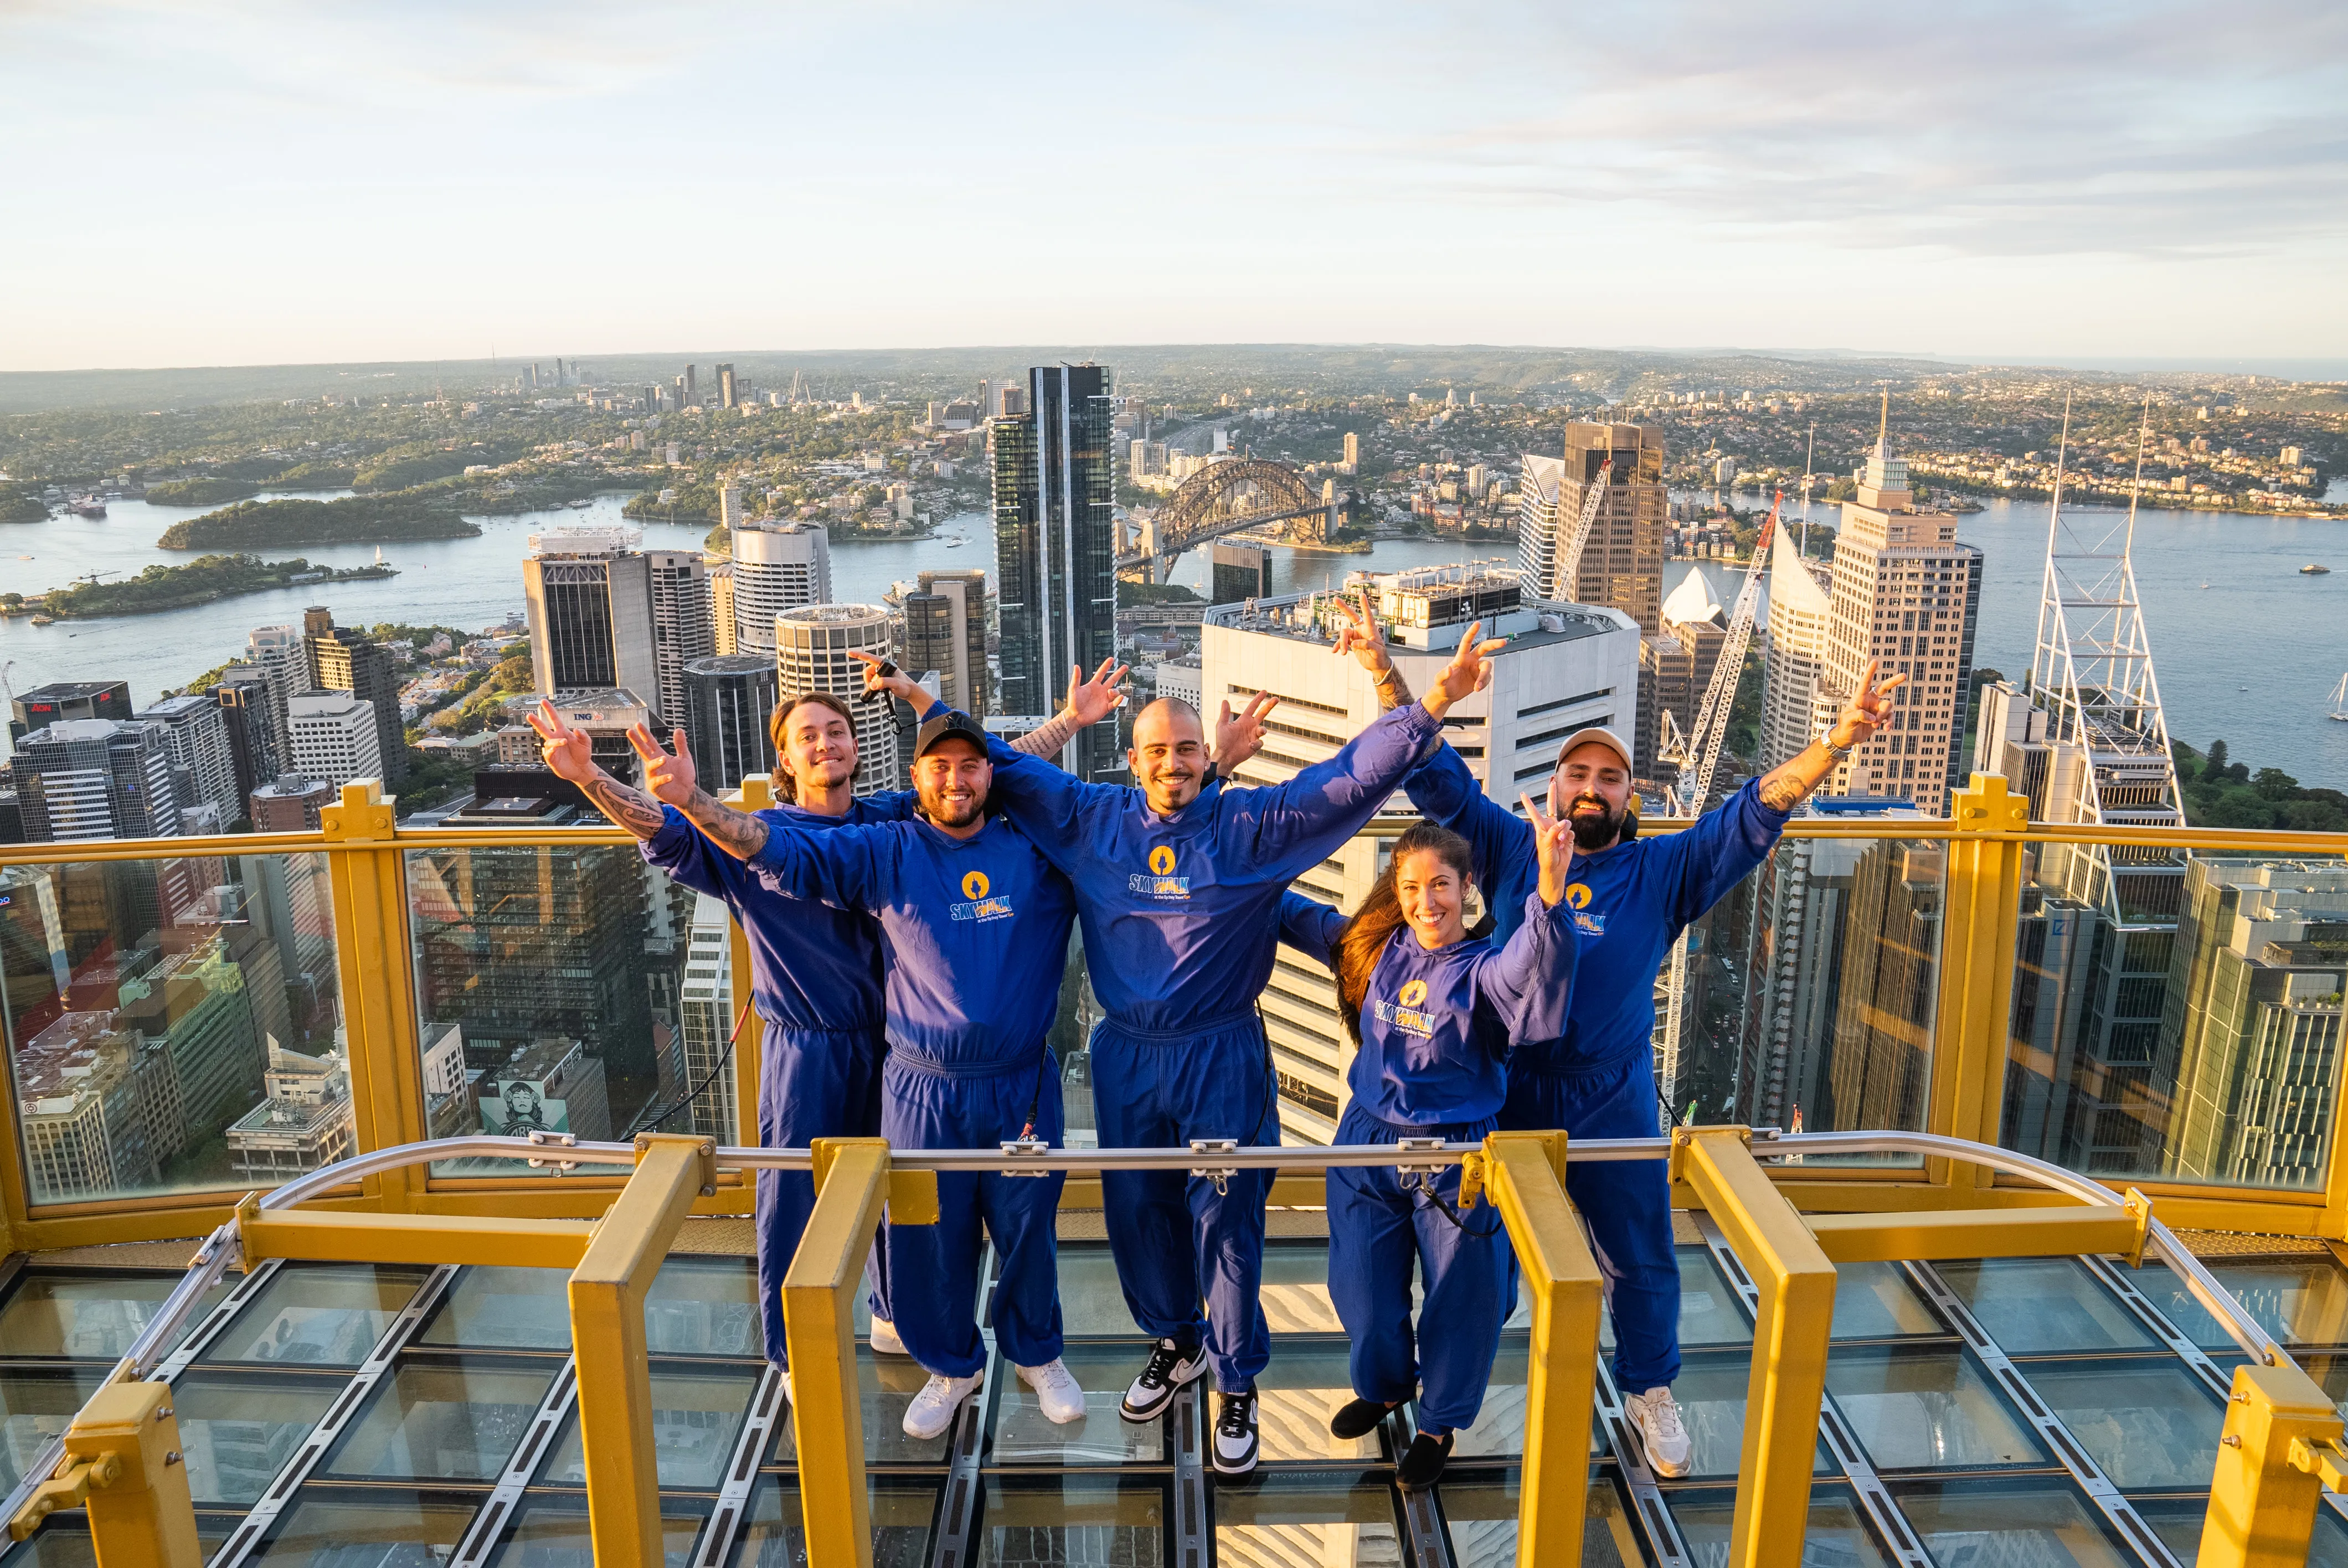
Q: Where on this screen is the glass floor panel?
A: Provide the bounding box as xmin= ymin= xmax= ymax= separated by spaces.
xmin=316 ymin=1357 xmax=556 ymax=1482
xmin=1824 ymin=1345 xmax=2046 ymax=1472
xmin=0 ymin=1525 xmax=94 ymax=1567
xmin=1931 ymin=1260 xmax=2159 ymax=1355
xmin=730 ymin=1473 xmax=940 ymax=1568
xmin=1673 ymin=1353 xmax=1837 ymax=1483
xmin=2133 ymin=1263 xmax=2240 ymax=1353
xmin=246 ymin=1487 xmax=483 ymax=1565
xmin=2208 ymin=1258 xmax=2348 ymax=1349
xmin=2020 ymin=1359 xmax=2226 ymax=1490
xmin=1046 ymin=1245 xmax=1144 ymax=1338
xmin=1211 ymin=1468 xmax=1405 ymax=1567
xmin=1259 ymin=1242 xmax=1344 ymax=1334
xmin=1886 ymin=1477 xmax=2138 ymax=1568
xmin=987 ymin=1341 xmax=1169 ymax=1467
xmin=166 ymin=1368 xmax=343 ymax=1506
xmin=2296 ymin=1352 xmax=2348 ymax=1421
xmin=1451 ymin=1335 xmax=1532 ymax=1462
xmin=1671 ymin=1483 xmax=1895 ymax=1568
xmin=771 ymin=1346 xmax=955 ymax=1467
xmin=199 ymin=1262 xmax=433 ymax=1368
xmin=1601 ymin=1245 xmax=1750 ymax=1350
xmin=0 ymin=1368 xmax=109 ymax=1491
xmin=2131 ymin=1494 xmax=2348 ymax=1566
xmin=1436 ymin=1467 xmax=1642 ymax=1568
xmin=482 ymin=1492 xmax=709 ymax=1567
xmin=1248 ymin=1340 xmax=1391 ymax=1466
xmin=1832 ymin=1261 xmax=1947 ymax=1341
xmin=643 ymin=1255 xmax=760 ymax=1358
xmin=538 ymin=1364 xmax=758 ymax=1489
xmin=0 ymin=1271 xmax=183 ymax=1361
xmin=972 ymin=1473 xmax=1167 ymax=1567
xmin=415 ymin=1266 xmax=571 ymax=1352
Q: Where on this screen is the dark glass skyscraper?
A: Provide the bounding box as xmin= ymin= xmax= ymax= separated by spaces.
xmin=992 ymin=363 xmax=1118 ymax=780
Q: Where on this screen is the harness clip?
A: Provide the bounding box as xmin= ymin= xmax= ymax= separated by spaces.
xmin=1189 ymin=1138 xmax=1239 ymax=1196
xmin=523 ymin=1127 xmax=578 ymax=1176
xmin=1000 ymin=1137 xmax=1053 ymax=1177
xmin=1393 ymin=1136 xmax=1451 ymax=1195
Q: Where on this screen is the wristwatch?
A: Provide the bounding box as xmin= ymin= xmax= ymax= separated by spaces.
xmin=1822 ymin=735 xmax=1855 ymax=763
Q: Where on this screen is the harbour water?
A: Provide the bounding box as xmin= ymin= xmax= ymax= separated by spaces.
xmin=1 ymin=491 xmax=2341 ymax=785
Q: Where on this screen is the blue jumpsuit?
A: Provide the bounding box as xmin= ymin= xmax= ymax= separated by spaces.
xmin=749 ymin=815 xmax=1079 ymax=1379
xmin=1279 ymin=891 xmax=1577 ymax=1433
xmin=1401 ymin=745 xmax=1790 ymax=1392
xmin=643 ymin=797 xmax=918 ymax=1370
xmin=980 ymin=703 xmax=1443 ymax=1394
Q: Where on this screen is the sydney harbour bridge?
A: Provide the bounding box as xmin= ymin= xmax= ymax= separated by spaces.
xmin=1116 ymin=457 xmax=1336 ymax=582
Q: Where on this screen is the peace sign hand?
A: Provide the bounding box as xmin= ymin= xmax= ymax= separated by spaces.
xmin=526 ymin=700 xmax=596 ymax=785
xmin=627 ymin=721 xmax=698 ymax=807
xmin=1330 ymin=587 xmax=1392 ymax=675
xmin=1830 ymin=658 xmax=1909 ymax=748
xmin=1063 ymin=657 xmax=1131 ymax=727
xmin=1214 ymin=691 xmax=1280 ymax=773
xmin=1423 ymin=620 xmax=1505 ymax=719
xmin=1523 ymin=792 xmax=1575 ymax=909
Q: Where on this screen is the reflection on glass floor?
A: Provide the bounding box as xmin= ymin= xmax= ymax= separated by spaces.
xmin=0 ymin=1237 xmax=2341 ymax=1565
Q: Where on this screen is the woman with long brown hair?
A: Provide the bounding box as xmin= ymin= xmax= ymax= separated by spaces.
xmin=1276 ymin=798 xmax=1577 ymax=1490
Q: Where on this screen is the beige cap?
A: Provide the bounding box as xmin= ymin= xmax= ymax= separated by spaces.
xmin=1553 ymin=725 xmax=1634 ymax=775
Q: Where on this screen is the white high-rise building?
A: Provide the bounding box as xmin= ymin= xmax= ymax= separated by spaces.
xmin=677 ymin=894 xmax=739 ymax=1143
xmin=774 ymin=605 xmax=897 ymax=796
xmin=732 ymin=523 xmax=833 ymax=656
xmin=706 ymin=556 xmax=738 ymax=656
xmin=286 ymin=693 xmax=384 ymax=787
xmin=1757 ymin=524 xmax=1838 ymax=771
xmin=243 ymin=625 xmax=308 ymax=759
xmin=135 ymin=693 xmax=243 ymax=826
xmin=1200 ymin=566 xmax=1640 ymax=1144
xmin=647 ymin=550 xmax=715 ymax=730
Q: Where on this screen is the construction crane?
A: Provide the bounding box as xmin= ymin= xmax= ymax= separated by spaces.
xmin=1552 ymin=457 xmax=1613 ymax=594
xmin=1653 ymin=491 xmax=1782 ymax=1111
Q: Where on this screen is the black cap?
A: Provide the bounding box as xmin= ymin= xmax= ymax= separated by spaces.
xmin=914 ymin=710 xmax=990 ymax=760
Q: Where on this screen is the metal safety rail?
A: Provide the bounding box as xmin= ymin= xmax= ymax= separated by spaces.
xmin=7 ymin=1127 xmax=2345 ymax=1568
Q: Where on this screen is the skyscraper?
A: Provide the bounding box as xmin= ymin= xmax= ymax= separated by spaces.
xmin=1516 ymin=423 xmax=1666 ymax=635
xmin=729 ymin=523 xmax=832 ymax=656
xmin=13 ymin=720 xmax=183 ymax=842
xmin=716 ymin=363 xmax=737 ymax=410
xmin=1341 ymin=431 xmax=1361 ymax=473
xmin=304 ymin=608 xmax=406 ymax=785
xmin=243 ymin=626 xmax=307 ymax=760
xmin=9 ymin=681 xmax=132 ymax=745
xmin=134 ymin=693 xmax=242 ymax=827
xmin=647 ymin=551 xmax=715 ymax=731
xmin=774 ymin=605 xmax=898 ymax=797
xmin=1209 ymin=541 xmax=1273 ymax=606
xmin=677 ymin=893 xmax=740 ymax=1143
xmin=993 ymin=363 xmax=1118 ymax=780
xmin=895 ymin=569 xmax=988 ymax=716
xmin=1637 ymin=568 xmax=1728 ymax=778
xmin=212 ymin=671 xmax=281 ymax=805
xmin=286 ymin=693 xmax=384 ymax=786
xmin=705 ymin=556 xmax=739 ymax=657
xmin=522 ymin=527 xmax=665 ymax=716
xmin=1757 ymin=525 xmax=1837 ymax=771
xmin=682 ymin=655 xmax=778 ymax=792
xmin=1817 ymin=428 xmax=1983 ymax=813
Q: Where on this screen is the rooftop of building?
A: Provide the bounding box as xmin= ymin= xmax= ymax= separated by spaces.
xmin=525 ymin=524 xmax=644 ymax=556
xmin=13 ymin=680 xmax=128 ymax=703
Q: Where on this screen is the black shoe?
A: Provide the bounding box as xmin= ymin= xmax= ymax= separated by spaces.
xmin=1329 ymin=1397 xmax=1398 ymax=1440
xmin=1212 ymin=1389 xmax=1260 ymax=1475
xmin=1120 ymin=1338 xmax=1206 ymax=1425
xmin=1397 ymin=1428 xmax=1455 ymax=1492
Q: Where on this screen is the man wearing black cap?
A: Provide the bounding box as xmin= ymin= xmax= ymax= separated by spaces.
xmin=1335 ymin=587 xmax=1904 ymax=1478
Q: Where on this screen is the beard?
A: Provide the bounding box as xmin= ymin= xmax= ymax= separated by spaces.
xmin=918 ymin=786 xmax=985 ymax=828
xmin=1564 ymin=792 xmax=1621 ymax=851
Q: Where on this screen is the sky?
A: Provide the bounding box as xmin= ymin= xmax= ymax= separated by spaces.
xmin=4 ymin=0 xmax=2346 ymax=372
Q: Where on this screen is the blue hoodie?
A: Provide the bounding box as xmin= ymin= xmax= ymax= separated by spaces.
xmin=1401 ymin=744 xmax=1790 ymax=1074
xmin=977 ymin=703 xmax=1442 ymax=1032
xmin=748 ymin=814 xmax=1077 ymax=1070
xmin=1279 ymin=891 xmax=1578 ymax=1125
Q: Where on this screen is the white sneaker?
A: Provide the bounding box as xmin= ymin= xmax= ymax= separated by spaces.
xmin=1018 ymin=1359 xmax=1087 ymax=1424
xmin=869 ymin=1316 xmax=906 ymax=1355
xmin=1624 ymin=1385 xmax=1692 ymax=1478
xmin=780 ymin=1365 xmax=794 ymax=1407
xmin=901 ymin=1370 xmax=984 ymax=1440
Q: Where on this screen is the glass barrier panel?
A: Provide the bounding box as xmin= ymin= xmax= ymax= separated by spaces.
xmin=404 ymin=843 xmax=698 ymax=1174
xmin=0 ymin=852 xmax=343 ymax=1206
xmin=2000 ymin=850 xmax=2347 ymax=1190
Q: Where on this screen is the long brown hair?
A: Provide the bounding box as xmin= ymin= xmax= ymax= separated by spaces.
xmin=768 ymin=692 xmax=858 ymax=804
xmin=1336 ymin=823 xmax=1475 ymax=1046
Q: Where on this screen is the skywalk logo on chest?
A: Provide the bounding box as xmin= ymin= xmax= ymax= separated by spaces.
xmin=1372 ymin=977 xmax=1436 ymax=1038
xmin=1566 ymin=881 xmax=1606 ymax=937
xmin=949 ymin=869 xmax=1016 ymax=923
xmin=1128 ymin=844 xmax=1191 ymax=900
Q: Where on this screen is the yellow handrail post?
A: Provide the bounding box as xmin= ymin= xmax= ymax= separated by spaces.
xmin=569 ymin=1133 xmax=716 ymax=1568
xmin=1483 ymin=1132 xmax=1603 ymax=1568
xmin=321 ymin=778 xmax=427 ymax=1210
xmin=1925 ymin=773 xmax=2030 ymax=1189
xmin=727 ymin=776 xmax=774 ymax=1149
xmin=1677 ymin=1128 xmax=1837 ymax=1568
xmin=2197 ymin=1362 xmax=2348 ymax=1568
xmin=7 ymin=1379 xmax=201 ymax=1565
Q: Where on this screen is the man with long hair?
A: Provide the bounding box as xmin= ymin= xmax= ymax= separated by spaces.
xmin=526 ymin=666 xmax=1124 ymax=1397
xmin=1336 ymin=587 xmax=1904 ymax=1478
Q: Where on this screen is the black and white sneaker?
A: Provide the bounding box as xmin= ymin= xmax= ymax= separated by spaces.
xmin=1120 ymin=1338 xmax=1206 ymax=1424
xmin=1212 ymin=1389 xmax=1260 ymax=1475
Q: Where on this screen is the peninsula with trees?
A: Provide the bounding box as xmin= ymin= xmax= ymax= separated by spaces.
xmin=157 ymin=494 xmax=478 ymax=550
xmin=4 ymin=553 xmax=398 ymax=621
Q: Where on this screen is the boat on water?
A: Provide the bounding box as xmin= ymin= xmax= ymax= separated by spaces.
xmin=943 ymin=537 xmax=964 ymax=549
xmin=2304 ymin=564 xmax=2331 ymax=575
xmin=566 ymin=497 xmax=591 ymax=509
xmin=67 ymin=497 xmax=106 ymax=518
xmin=2332 ymin=673 xmax=2348 ymax=722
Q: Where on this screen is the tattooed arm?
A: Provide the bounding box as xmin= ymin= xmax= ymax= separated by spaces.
xmin=526 ymin=701 xmax=688 ymax=842
xmin=1753 ymin=657 xmax=1908 ymax=812
xmin=630 ymin=722 xmax=771 ymax=858
xmin=1330 ymin=585 xmax=1415 ymax=713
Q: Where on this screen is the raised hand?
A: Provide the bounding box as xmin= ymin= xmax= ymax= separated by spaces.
xmin=1214 ymin=692 xmax=1280 ymax=774
xmin=526 ymin=699 xmax=597 ymax=784
xmin=1422 ymin=620 xmax=1506 ymax=719
xmin=1330 ymin=587 xmax=1391 ymax=675
xmin=1523 ymin=792 xmax=1575 ymax=908
xmin=1063 ymin=657 xmax=1131 ymax=728
xmin=1830 ymin=658 xmax=1909 ymax=747
xmin=848 ymin=648 xmax=924 ymax=706
xmin=629 ymin=721 xmax=697 ymax=807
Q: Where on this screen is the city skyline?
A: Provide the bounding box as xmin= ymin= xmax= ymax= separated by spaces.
xmin=3 ymin=2 xmax=2343 ymax=371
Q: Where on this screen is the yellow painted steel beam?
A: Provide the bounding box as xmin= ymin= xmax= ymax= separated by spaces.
xmin=729 ymin=777 xmax=774 ymax=1149
xmin=784 ymin=1139 xmax=894 ymax=1568
xmin=1926 ymin=775 xmax=2030 ymax=1190
xmin=568 ymin=1134 xmax=717 ymax=1568
xmin=322 ymin=780 xmax=429 ymax=1211
xmin=1484 ymin=1132 xmax=1602 ymax=1568
xmin=1677 ymin=1128 xmax=1837 ymax=1568
xmin=1804 ymin=1203 xmax=2143 ymax=1263
xmin=2198 ymin=1361 xmax=2347 ymax=1568
xmin=236 ymin=1196 xmax=594 ymax=1271
xmin=8 ymin=1379 xmax=201 ymax=1565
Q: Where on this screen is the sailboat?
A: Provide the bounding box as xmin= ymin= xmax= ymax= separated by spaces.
xmin=2330 ymin=673 xmax=2348 ymax=722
